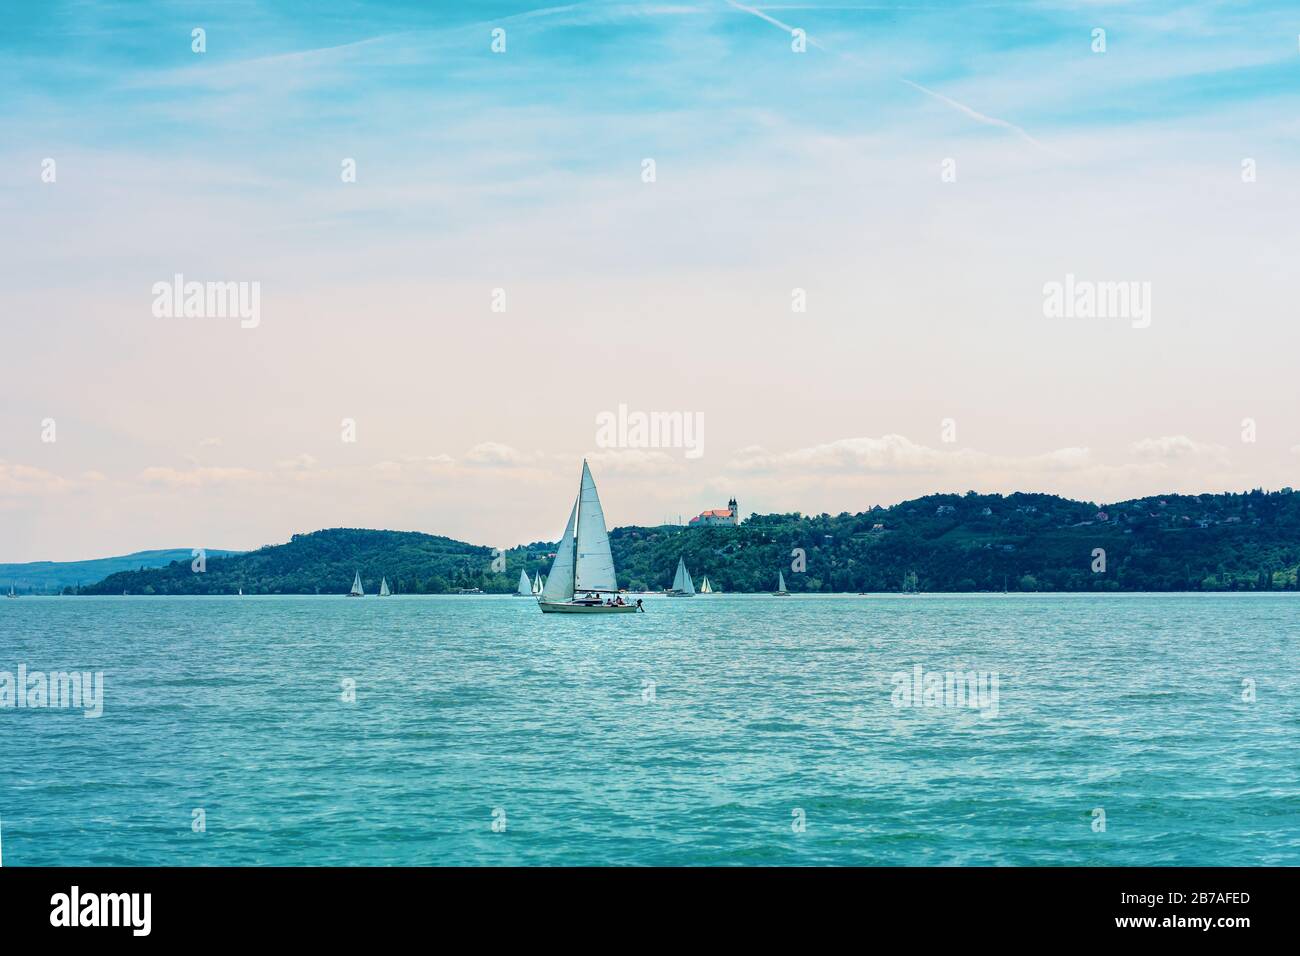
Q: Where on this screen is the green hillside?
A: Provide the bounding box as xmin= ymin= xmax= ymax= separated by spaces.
xmin=82 ymin=529 xmax=525 ymax=596
xmin=1 ymin=549 xmax=242 ymax=594
xmin=80 ymin=489 xmax=1300 ymax=595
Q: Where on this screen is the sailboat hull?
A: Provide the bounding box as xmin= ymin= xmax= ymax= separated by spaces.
xmin=664 ymin=591 xmax=694 ymax=597
xmin=538 ymin=601 xmax=640 ymax=614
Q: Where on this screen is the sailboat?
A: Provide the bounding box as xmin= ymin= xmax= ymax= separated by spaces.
xmin=238 ymin=587 xmax=243 ymax=597
xmin=699 ymin=576 xmax=714 ymax=594
xmin=348 ymin=572 xmax=364 ymax=597
xmin=772 ymin=571 xmax=790 ymax=596
xmin=666 ymin=557 xmax=695 ymax=597
xmin=4 ymin=583 xmax=15 ymax=599
xmin=515 ymin=569 xmax=533 ymax=597
xmin=532 ymin=572 xmax=544 ymax=595
xmin=379 ymin=577 xmax=391 ymax=597
xmin=538 ymin=461 xmax=642 ymax=614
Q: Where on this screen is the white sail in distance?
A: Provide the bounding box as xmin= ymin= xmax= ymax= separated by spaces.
xmin=542 ymin=499 xmax=578 ymax=602
xmin=777 ymin=571 xmax=787 ymax=593
xmin=379 ymin=577 xmax=391 ymax=597
xmin=574 ymin=460 xmax=618 ymax=592
xmin=350 ymin=572 xmax=364 ymax=596
xmin=517 ymin=570 xmax=532 ymax=595
xmin=671 ymin=557 xmax=695 ymax=595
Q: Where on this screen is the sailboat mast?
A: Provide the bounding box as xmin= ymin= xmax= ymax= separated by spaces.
xmin=574 ymin=480 xmax=582 ymax=591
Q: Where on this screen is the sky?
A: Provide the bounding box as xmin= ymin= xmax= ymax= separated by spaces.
xmin=1 ymin=0 xmax=1298 ymax=561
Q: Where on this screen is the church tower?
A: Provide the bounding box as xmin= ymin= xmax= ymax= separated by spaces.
xmin=728 ymin=497 xmax=739 ymax=526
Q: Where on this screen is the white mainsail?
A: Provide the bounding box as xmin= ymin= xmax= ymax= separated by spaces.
xmin=379 ymin=577 xmax=391 ymax=597
xmin=542 ymin=499 xmax=578 ymax=602
xmin=516 ymin=569 xmax=532 ymax=596
xmin=670 ymin=556 xmax=695 ymax=595
xmin=699 ymin=576 xmax=713 ymax=594
xmin=350 ymin=572 xmax=364 ymax=596
xmin=574 ymin=460 xmax=618 ymax=592
xmin=777 ymin=571 xmax=788 ymax=593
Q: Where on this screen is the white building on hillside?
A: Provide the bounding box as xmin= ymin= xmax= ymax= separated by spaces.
xmin=690 ymin=498 xmax=740 ymax=527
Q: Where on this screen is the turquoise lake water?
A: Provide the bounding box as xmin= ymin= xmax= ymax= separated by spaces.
xmin=0 ymin=594 xmax=1296 ymax=865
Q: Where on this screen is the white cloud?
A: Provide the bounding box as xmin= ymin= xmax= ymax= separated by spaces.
xmin=728 ymin=434 xmax=1094 ymax=476
xmin=137 ymin=466 xmax=264 ymax=488
xmin=1130 ymin=435 xmax=1228 ymax=463
xmin=584 ymin=448 xmax=685 ymax=475
xmin=275 ymin=453 xmax=318 ymax=471
xmin=0 ymin=461 xmax=78 ymax=499
xmin=463 ymin=442 xmax=541 ymax=467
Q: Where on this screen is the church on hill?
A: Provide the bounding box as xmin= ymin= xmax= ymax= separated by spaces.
xmin=689 ymin=498 xmax=740 ymax=527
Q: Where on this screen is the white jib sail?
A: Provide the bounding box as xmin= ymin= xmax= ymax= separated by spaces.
xmin=672 ymin=557 xmax=695 ymax=594
xmin=574 ymin=460 xmax=618 ymax=592
xmin=517 ymin=570 xmax=532 ymax=595
xmin=777 ymin=571 xmax=787 ymax=592
xmin=542 ymin=499 xmax=578 ymax=602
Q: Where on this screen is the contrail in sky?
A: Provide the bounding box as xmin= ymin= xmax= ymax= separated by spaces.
xmin=721 ymin=0 xmax=1057 ymax=155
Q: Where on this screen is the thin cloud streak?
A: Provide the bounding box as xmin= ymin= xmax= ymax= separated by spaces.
xmin=722 ymin=0 xmax=1057 ymax=154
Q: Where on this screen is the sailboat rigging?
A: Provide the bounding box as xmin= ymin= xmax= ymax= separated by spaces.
xmin=665 ymin=557 xmax=695 ymax=597
xmin=538 ymin=461 xmax=642 ymax=614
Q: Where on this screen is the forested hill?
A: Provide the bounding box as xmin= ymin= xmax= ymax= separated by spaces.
xmin=83 ymin=529 xmax=503 ymax=596
xmin=81 ymin=489 xmax=1300 ymax=595
xmin=0 ymin=548 xmax=241 ymax=594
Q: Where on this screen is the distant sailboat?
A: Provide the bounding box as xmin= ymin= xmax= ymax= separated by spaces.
xmin=699 ymin=576 xmax=714 ymax=594
xmin=238 ymin=587 xmax=243 ymax=597
xmin=538 ymin=461 xmax=642 ymax=614
xmin=379 ymin=577 xmax=391 ymax=597
xmin=532 ymin=572 xmax=543 ymax=595
xmin=348 ymin=572 xmax=364 ymax=597
xmin=666 ymin=557 xmax=695 ymax=597
xmin=4 ymin=583 xmax=15 ymax=599
xmin=772 ymin=571 xmax=790 ymax=596
xmin=515 ymin=569 xmax=533 ymax=597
